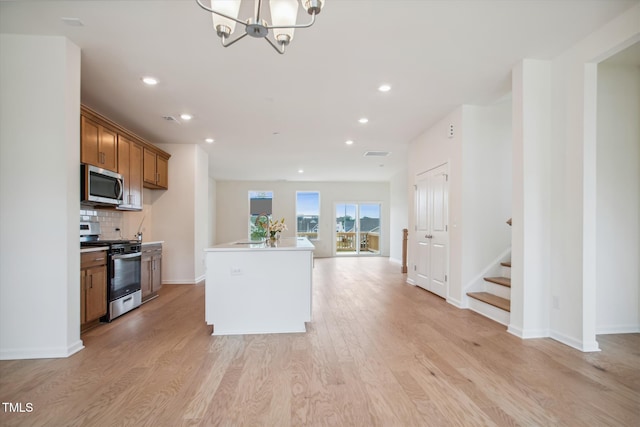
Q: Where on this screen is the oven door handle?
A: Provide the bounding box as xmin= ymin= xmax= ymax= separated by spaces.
xmin=111 ymin=252 xmax=142 ymax=260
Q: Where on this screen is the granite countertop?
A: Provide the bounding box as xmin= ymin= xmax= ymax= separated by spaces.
xmin=205 ymin=237 xmax=315 ymax=252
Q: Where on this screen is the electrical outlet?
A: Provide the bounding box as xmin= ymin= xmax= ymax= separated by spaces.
xmin=553 ymin=296 xmax=559 ymax=309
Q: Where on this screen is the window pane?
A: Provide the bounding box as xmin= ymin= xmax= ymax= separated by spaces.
xmin=296 ymin=191 xmax=320 ymax=240
xmin=249 ymin=191 xmax=272 ymax=240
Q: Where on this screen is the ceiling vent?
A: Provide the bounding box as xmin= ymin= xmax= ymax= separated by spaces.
xmin=363 ymin=151 xmax=391 ymax=157
xmin=162 ymin=115 xmax=180 ymax=124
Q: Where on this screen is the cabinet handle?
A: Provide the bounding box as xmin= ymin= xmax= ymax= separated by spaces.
xmin=94 ymin=257 xmax=105 ymax=261
xmin=156 ymin=172 xmax=160 ymax=183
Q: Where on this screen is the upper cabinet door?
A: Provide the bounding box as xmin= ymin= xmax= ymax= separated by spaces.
xmin=117 ymin=135 xmax=143 ymax=210
xmin=81 ymin=115 xmax=117 ymax=172
xmin=81 ymin=116 xmax=100 ymax=167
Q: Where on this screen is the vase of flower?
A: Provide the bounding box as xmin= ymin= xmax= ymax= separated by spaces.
xmin=266 ymin=218 xmax=287 ymax=247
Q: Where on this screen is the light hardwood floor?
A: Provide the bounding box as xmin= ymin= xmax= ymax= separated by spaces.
xmin=1 ymin=257 xmax=638 ymax=426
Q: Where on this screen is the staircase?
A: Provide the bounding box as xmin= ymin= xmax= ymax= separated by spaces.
xmin=466 ymin=219 xmax=512 ymax=325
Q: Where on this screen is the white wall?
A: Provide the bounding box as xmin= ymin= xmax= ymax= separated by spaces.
xmin=461 ymin=102 xmax=512 ymax=294
xmin=407 ymin=104 xmax=512 ymax=307
xmin=208 ymin=178 xmax=217 ymax=247
xmin=407 ymin=107 xmax=464 ymax=304
xmin=215 ymin=181 xmax=390 ymax=258
xmin=546 ymin=4 xmax=640 ymax=351
xmin=596 ymin=62 xmax=640 ymax=334
xmin=0 ymin=35 xmax=82 ymax=359
xmin=151 ymin=144 xmax=209 ymax=284
xmin=194 ymin=146 xmax=209 ymax=281
xmin=509 ymin=59 xmax=552 ymax=339
xmin=389 ymin=169 xmax=408 ymax=265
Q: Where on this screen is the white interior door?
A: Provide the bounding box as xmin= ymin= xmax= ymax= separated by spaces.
xmin=415 ymin=164 xmax=449 ymax=298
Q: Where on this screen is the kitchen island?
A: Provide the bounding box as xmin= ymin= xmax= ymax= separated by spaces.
xmin=204 ymin=237 xmax=314 ymax=335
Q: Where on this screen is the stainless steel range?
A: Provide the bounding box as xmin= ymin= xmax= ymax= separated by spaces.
xmin=80 ymin=222 xmax=142 ymax=321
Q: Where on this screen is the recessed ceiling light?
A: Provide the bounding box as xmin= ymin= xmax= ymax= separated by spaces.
xmin=358 ymin=118 xmax=369 ymax=124
xmin=205 ymin=138 xmax=214 ymax=144
xmin=142 ymin=76 xmax=158 ymax=86
xmin=180 ymin=113 xmax=193 ymax=121
xmin=298 ymin=169 xmax=304 ymax=174
xmin=345 ymin=140 xmax=354 ymax=145
xmin=378 ymin=84 xmax=391 ymax=92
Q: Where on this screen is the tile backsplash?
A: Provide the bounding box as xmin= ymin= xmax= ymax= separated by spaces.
xmin=80 ymin=208 xmax=124 ymax=240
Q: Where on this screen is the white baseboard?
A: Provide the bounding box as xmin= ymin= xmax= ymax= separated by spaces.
xmin=406 ymin=278 xmax=416 ymax=286
xmin=162 ymin=278 xmax=202 ymax=285
xmin=447 ymin=297 xmax=463 ymax=308
xmin=596 ymin=325 xmax=640 ymax=335
xmin=0 ymin=340 xmax=84 ymax=361
xmin=388 ymin=257 xmax=401 ymax=265
xmin=507 ymin=325 xmax=548 ymax=339
xmin=549 ymin=330 xmax=601 ymax=352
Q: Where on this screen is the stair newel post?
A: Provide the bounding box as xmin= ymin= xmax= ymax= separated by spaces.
xmin=401 ymin=228 xmax=408 ymax=273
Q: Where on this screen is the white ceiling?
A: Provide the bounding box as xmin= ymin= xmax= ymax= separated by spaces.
xmin=1 ymin=0 xmax=638 ymax=181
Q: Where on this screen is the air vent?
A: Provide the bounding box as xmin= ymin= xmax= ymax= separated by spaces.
xmin=162 ymin=115 xmax=180 ymax=124
xmin=363 ymin=151 xmax=391 ymax=157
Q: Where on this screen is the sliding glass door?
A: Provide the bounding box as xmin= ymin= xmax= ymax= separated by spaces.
xmin=335 ymin=203 xmax=381 ymax=255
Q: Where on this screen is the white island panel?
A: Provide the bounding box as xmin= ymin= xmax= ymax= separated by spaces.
xmin=205 ymin=237 xmax=314 ymax=335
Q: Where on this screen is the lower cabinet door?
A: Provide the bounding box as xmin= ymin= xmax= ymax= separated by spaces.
xmin=85 ymin=265 xmax=107 ymax=322
xmin=141 ymin=256 xmax=153 ymax=300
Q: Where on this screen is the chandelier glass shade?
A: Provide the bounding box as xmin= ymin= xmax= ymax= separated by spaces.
xmin=195 ymin=0 xmax=325 ymax=54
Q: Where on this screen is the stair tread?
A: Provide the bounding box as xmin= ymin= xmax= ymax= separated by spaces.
xmin=501 ymin=261 xmax=511 ymax=268
xmin=467 ymin=292 xmax=511 ymax=312
xmin=484 ymin=276 xmax=511 ymax=287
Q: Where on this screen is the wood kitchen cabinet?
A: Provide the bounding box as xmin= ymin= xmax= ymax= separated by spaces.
xmin=81 ymin=250 xmax=108 ymax=332
xmin=81 ymin=105 xmax=170 ymax=193
xmin=81 ymin=115 xmax=118 ymax=172
xmin=141 ymin=243 xmax=162 ymax=302
xmin=143 ymin=148 xmax=169 ymax=189
xmin=117 ymin=135 xmax=143 ymax=210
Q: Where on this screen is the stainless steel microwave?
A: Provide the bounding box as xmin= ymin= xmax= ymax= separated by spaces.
xmin=81 ymin=164 xmax=123 ymax=206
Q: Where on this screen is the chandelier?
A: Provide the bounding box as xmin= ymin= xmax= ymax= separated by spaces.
xmin=195 ymin=0 xmax=326 ymax=54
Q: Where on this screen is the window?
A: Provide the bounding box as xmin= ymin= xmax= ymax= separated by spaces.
xmin=296 ymin=191 xmax=320 ymax=240
xmin=249 ymin=191 xmax=272 ymax=240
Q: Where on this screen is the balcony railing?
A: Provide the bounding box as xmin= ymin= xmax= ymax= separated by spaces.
xmin=336 ymin=232 xmax=379 ymax=253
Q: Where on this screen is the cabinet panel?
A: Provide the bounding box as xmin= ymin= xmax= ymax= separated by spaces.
xmin=118 ymin=135 xmax=143 ymax=210
xmin=84 ymin=265 xmax=107 ymax=323
xmin=80 ymin=271 xmax=87 ymax=325
xmin=141 ymin=244 xmax=162 ymax=302
xmin=151 ymin=253 xmax=162 ymax=292
xmin=81 ymin=250 xmax=107 ymax=330
xmin=141 ymin=256 xmax=153 ymax=300
xmin=100 ymin=127 xmax=118 ymax=171
xmin=81 ymin=116 xmax=118 ymax=171
xmin=81 ymin=116 xmax=100 ymax=167
xmin=143 ymin=148 xmax=157 ymax=186
xmin=129 ymin=142 xmax=143 ymax=207
xmin=156 ymin=156 xmax=168 ymax=189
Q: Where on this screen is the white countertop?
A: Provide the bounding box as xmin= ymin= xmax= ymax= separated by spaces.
xmin=80 ymin=246 xmax=108 ymax=253
xmin=205 ymin=237 xmax=314 ymax=252
xmin=142 ymin=241 xmax=164 ymax=246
